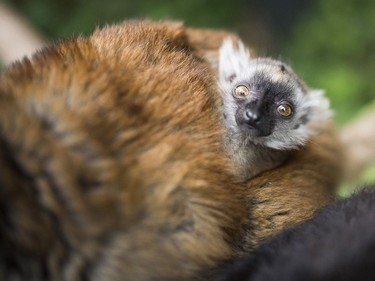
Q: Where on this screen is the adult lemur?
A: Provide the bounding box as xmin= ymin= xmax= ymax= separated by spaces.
xmin=0 ymin=20 xmax=344 ymax=280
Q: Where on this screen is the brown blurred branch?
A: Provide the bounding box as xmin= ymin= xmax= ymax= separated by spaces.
xmin=0 ymin=3 xmax=45 ymax=65
xmin=340 ymin=109 xmax=375 ymax=181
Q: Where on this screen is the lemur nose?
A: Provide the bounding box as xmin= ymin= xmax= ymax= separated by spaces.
xmin=244 ymin=109 xmax=259 ymax=125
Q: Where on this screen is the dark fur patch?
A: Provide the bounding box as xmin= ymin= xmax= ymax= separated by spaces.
xmin=216 ymin=188 xmax=375 ymax=281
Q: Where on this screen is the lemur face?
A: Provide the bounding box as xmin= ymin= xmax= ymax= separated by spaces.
xmin=231 ymin=62 xmax=298 ymax=138
xmin=219 ymin=40 xmax=331 ymax=150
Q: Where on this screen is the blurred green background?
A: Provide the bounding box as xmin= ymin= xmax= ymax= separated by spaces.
xmin=2 ymin=0 xmax=375 ymax=193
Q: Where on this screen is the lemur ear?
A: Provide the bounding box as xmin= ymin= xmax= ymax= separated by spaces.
xmin=219 ymin=39 xmax=251 ymax=84
xmin=305 ymin=89 xmax=333 ymax=130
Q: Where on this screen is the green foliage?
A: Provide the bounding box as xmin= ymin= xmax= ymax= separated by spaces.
xmin=4 ymin=0 xmax=242 ymax=40
xmin=283 ymin=0 xmax=375 ymax=124
xmin=338 ymin=162 xmax=375 ymax=198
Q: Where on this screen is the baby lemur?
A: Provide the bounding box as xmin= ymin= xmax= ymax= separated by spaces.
xmin=218 ymin=39 xmax=332 ymax=180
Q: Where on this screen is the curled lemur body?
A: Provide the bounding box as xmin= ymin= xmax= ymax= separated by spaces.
xmin=0 ymin=20 xmax=345 ymax=281
xmin=218 ymin=40 xmax=331 ymax=180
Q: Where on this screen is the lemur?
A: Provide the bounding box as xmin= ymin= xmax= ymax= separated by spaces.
xmin=218 ymin=39 xmax=332 ymax=180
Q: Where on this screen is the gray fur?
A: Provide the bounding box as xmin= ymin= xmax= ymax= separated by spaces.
xmin=218 ymin=39 xmax=332 ymax=180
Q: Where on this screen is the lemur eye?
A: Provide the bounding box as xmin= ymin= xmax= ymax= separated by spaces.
xmin=277 ymin=103 xmax=294 ymax=118
xmin=234 ymin=85 xmax=249 ymax=98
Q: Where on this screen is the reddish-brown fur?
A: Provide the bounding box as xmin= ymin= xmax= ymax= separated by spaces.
xmin=0 ymin=20 xmax=343 ymax=280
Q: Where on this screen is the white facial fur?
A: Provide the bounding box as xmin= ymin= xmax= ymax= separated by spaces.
xmin=218 ymin=39 xmax=332 ymax=151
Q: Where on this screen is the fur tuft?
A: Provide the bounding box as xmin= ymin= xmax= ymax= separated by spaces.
xmin=219 ymin=39 xmax=251 ymax=87
xmin=305 ymin=89 xmax=333 ymax=130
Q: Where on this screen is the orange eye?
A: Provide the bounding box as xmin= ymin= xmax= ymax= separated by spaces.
xmin=234 ymin=85 xmax=249 ymax=98
xmin=277 ymin=103 xmax=293 ymax=117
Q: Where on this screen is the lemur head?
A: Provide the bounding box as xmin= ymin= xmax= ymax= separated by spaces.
xmin=219 ymin=39 xmax=332 ymax=150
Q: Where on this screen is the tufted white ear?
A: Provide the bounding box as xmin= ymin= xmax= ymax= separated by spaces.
xmin=300 ymin=90 xmax=333 ymax=138
xmin=219 ymin=39 xmax=251 ymax=85
xmin=305 ymin=89 xmax=333 ymax=131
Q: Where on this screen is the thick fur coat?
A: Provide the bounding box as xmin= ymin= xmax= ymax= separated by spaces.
xmin=0 ymin=20 xmax=343 ymax=280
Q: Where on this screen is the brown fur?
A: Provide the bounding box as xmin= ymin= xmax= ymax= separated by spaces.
xmin=242 ymin=124 xmax=343 ymax=251
xmin=0 ymin=20 xmax=342 ymax=280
